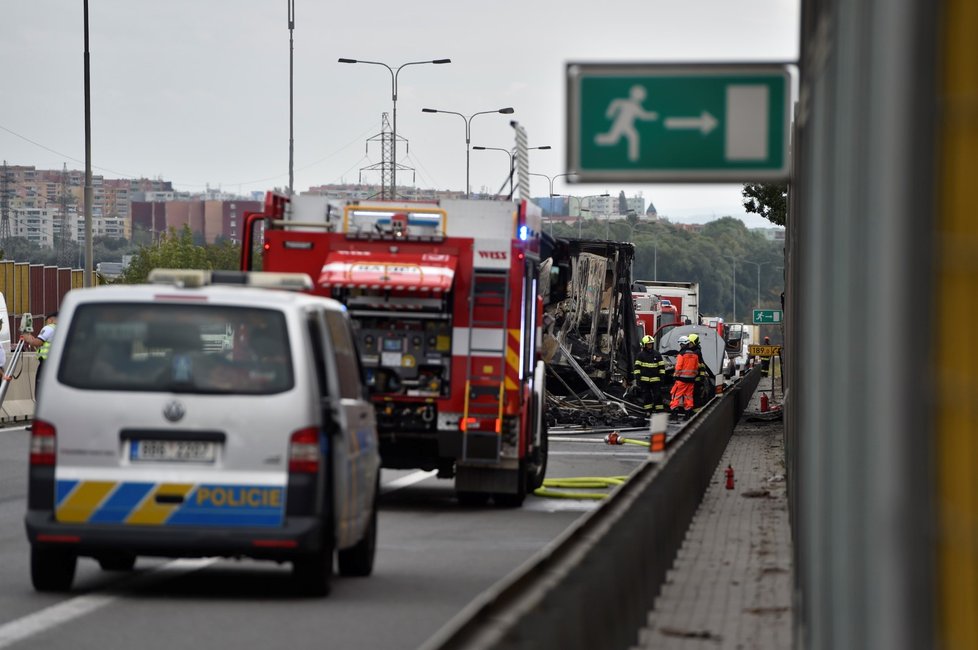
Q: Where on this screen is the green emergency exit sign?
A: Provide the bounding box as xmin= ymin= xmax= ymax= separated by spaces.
xmin=567 ymin=64 xmax=792 ymax=182
xmin=753 ymin=309 xmax=783 ymax=324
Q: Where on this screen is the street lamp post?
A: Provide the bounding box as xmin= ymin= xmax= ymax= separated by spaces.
xmin=565 ymin=194 xmax=609 ymax=237
xmin=288 ymin=0 xmax=295 ymax=197
xmin=339 ymin=57 xmax=451 ymax=198
xmin=567 ymin=196 xmax=585 ymax=237
xmin=741 ymin=260 xmax=770 ymax=313
xmin=530 ymin=172 xmax=573 ymax=232
xmin=422 ymin=106 xmax=515 ymax=198
xmin=529 ymin=171 xmax=573 ymax=212
xmin=83 ymin=0 xmax=93 ymax=287
xmin=528 ymin=173 xmax=560 ymax=234
xmin=624 ymin=219 xmax=646 ymax=241
xmin=606 ymin=209 xmax=637 ymax=240
xmin=572 ymin=194 xmax=610 ymax=238
xmin=476 ymin=145 xmax=550 ymax=196
xmin=725 ymin=258 xmax=737 ymax=322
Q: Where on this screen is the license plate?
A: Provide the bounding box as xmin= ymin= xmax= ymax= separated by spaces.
xmin=131 ymin=439 xmax=217 ymax=463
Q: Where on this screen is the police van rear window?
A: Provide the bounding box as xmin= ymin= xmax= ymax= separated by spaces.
xmin=58 ymin=303 xmax=294 ymax=394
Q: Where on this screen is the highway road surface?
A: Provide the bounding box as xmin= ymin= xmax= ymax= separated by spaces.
xmin=0 ymin=425 xmax=649 ymax=649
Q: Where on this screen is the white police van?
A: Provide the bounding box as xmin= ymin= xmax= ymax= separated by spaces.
xmin=25 ymin=270 xmax=380 ymax=596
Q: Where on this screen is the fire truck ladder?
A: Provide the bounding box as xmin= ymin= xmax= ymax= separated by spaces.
xmin=461 ymin=269 xmax=511 ymax=464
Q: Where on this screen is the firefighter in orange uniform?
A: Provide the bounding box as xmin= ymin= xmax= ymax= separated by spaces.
xmin=686 ymin=333 xmax=716 ymax=408
xmin=669 ymin=335 xmax=699 ymax=421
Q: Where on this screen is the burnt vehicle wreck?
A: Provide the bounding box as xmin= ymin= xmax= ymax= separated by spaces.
xmin=540 ymin=236 xmax=647 ymax=429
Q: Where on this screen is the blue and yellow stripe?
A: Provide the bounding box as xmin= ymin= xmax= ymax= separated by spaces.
xmin=54 ymin=480 xmax=285 ymax=528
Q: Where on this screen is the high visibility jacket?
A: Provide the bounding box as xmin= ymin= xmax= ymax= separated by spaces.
xmin=692 ymin=346 xmax=715 ymax=380
xmin=38 ymin=324 xmax=56 ymax=361
xmin=633 ymin=348 xmax=664 ymax=385
xmin=673 ymin=350 xmax=699 ymax=382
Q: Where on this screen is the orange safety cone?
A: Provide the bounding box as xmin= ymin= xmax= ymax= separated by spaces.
xmin=649 ymin=431 xmax=666 ymax=456
xmin=648 ymin=413 xmax=668 ymax=462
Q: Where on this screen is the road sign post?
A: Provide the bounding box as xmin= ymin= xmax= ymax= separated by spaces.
xmin=752 ymin=309 xmax=783 ymax=324
xmin=567 ymin=63 xmax=792 ymax=182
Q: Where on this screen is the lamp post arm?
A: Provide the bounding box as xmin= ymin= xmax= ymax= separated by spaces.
xmin=468 ymin=109 xmax=505 ymax=142
xmin=393 ymin=59 xmax=443 ymax=100
xmin=344 ymin=59 xmax=395 ymax=96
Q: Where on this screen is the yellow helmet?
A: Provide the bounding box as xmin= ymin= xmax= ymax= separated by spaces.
xmin=640 ymin=335 xmax=654 ymax=346
xmin=688 ymin=333 xmax=700 ymax=345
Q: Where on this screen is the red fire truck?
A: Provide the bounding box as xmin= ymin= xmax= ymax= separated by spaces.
xmin=241 ymin=193 xmax=548 ymax=506
xmin=633 ymin=291 xmax=680 ymax=341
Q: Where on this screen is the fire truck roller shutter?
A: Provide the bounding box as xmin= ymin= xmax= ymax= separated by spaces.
xmin=318 ymin=251 xmax=458 ymax=293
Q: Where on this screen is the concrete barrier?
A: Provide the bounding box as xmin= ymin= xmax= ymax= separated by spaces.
xmin=0 ymin=351 xmax=36 ymax=424
xmin=421 ymin=369 xmax=762 ymax=650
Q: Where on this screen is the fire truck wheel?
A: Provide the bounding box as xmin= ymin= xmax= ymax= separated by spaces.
xmin=527 ymin=424 xmax=549 ymax=492
xmin=524 ymin=385 xmax=548 ymax=492
xmin=456 ymin=491 xmax=490 ymax=507
xmin=493 ymin=469 xmax=527 ymax=508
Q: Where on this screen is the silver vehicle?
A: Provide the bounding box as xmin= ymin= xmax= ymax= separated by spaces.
xmin=24 ymin=270 xmax=380 ymax=596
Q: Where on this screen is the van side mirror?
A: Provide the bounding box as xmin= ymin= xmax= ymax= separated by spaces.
xmin=19 ymin=314 xmax=33 ymax=334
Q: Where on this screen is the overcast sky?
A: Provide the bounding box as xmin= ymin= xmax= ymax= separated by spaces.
xmin=1 ymin=1 xmax=799 ymax=228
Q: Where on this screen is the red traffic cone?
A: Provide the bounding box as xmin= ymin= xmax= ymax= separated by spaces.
xmin=725 ymin=465 xmax=735 ymax=490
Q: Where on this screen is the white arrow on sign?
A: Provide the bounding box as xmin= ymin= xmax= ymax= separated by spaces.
xmin=664 ymin=111 xmax=719 ymax=135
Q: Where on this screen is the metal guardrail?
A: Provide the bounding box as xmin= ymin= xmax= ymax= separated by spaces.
xmin=421 ymin=369 xmax=761 ymax=650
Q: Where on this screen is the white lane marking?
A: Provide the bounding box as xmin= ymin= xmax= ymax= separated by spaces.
xmin=0 ymin=593 xmax=116 ymax=648
xmin=0 ymin=558 xmax=216 ymax=649
xmin=380 ymin=470 xmax=437 ymax=494
xmin=548 ymin=437 xmax=615 ymax=443
xmin=523 ymin=498 xmax=598 ymax=513
xmin=548 ymin=450 xmax=650 ymax=457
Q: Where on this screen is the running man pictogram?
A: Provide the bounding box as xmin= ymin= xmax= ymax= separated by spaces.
xmin=594 ymin=85 xmax=659 ymax=162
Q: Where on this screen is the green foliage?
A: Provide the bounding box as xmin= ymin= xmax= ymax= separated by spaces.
xmin=0 ymin=236 xmax=141 ymax=268
xmin=116 ymin=225 xmax=241 ymax=284
xmin=549 ymin=215 xmax=783 ymax=322
xmin=742 ymin=183 xmax=787 ymax=226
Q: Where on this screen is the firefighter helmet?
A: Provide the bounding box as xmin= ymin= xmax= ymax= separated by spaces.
xmin=688 ymin=333 xmax=700 ymax=346
xmin=641 ymin=335 xmax=654 ymax=346
xmin=678 ymin=335 xmax=690 ymax=346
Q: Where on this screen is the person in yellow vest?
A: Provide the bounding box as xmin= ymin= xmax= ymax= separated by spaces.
xmin=686 ymin=333 xmax=716 ymax=409
xmin=632 ymin=335 xmax=666 ymax=414
xmin=21 ymin=312 xmax=57 ymax=399
xmin=761 ymin=336 xmax=771 ymax=376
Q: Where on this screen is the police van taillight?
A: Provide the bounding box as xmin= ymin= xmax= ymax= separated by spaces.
xmin=288 ymin=427 xmax=320 ymax=474
xmin=30 ymin=420 xmax=57 ymax=466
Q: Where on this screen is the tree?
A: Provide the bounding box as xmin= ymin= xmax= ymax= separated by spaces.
xmin=117 ymin=225 xmax=241 ymax=284
xmin=742 ymin=183 xmax=788 ymax=226
xmin=618 ymin=191 xmax=628 ymax=214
